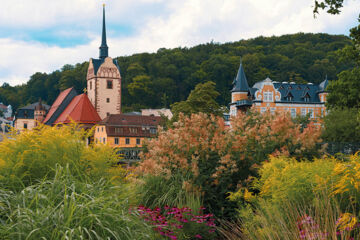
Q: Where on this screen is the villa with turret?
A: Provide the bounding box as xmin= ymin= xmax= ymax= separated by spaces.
xmin=229 ymin=62 xmax=328 ymax=121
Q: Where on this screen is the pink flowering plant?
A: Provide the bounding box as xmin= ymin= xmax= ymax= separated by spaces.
xmin=134 ymin=205 xmax=216 ymax=240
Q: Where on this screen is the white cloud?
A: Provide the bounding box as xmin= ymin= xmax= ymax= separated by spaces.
xmin=0 ymin=0 xmax=359 ymax=86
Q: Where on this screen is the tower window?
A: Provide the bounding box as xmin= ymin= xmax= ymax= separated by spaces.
xmin=106 ymin=98 xmax=110 ymax=103
xmin=107 ymin=112 xmax=110 ymax=116
xmin=107 ymin=80 xmax=113 ymax=89
xmin=90 ymin=81 xmax=92 ymax=90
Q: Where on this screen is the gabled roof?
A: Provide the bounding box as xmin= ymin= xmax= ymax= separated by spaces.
xmin=43 ymin=88 xmax=78 ymax=125
xmin=232 ymin=62 xmax=249 ymax=92
xmin=54 ymin=94 xmax=101 ymax=125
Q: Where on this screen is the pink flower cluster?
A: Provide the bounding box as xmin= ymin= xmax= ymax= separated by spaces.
xmin=135 ymin=205 xmax=216 ymax=240
xmin=297 ymin=215 xmax=328 ymax=240
xmin=297 ymin=215 xmax=358 ymax=240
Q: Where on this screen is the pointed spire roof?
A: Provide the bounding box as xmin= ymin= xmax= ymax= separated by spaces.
xmin=99 ymin=4 xmax=109 ymax=59
xmin=232 ymin=59 xmax=249 ymax=92
xmin=318 ymin=75 xmax=329 ymax=92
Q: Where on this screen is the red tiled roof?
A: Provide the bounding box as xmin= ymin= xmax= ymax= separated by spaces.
xmin=54 ymin=94 xmax=101 ymax=124
xmin=43 ymin=87 xmax=74 ymax=123
xmin=0 ymin=104 xmax=7 ymax=109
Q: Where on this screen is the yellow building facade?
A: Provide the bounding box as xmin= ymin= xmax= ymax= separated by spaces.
xmin=94 ymin=114 xmax=162 ymax=148
xmin=229 ymin=62 xmax=328 ymax=121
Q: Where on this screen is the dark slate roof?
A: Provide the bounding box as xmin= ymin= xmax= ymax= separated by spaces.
xmin=318 ymin=77 xmax=329 ymax=92
xmin=91 ymin=58 xmax=121 ymax=75
xmin=16 ymin=102 xmax=50 ymax=119
xmin=232 ymin=63 xmax=249 ymax=92
xmin=272 ymin=82 xmax=321 ymax=103
xmin=99 ymin=5 xmax=109 ymax=59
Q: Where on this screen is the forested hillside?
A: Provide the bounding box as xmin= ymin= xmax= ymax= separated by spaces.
xmin=0 ymin=33 xmax=353 ymax=112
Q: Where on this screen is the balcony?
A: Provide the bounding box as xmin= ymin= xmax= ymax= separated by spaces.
xmin=235 ymin=99 xmax=253 ymax=107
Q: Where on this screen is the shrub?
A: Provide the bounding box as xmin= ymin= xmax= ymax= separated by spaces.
xmin=137 ymin=112 xmax=322 ymax=218
xmin=0 ymin=124 xmax=123 ymax=191
xmin=225 ymin=154 xmax=360 ymax=240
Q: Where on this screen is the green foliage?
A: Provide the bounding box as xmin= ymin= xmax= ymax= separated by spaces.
xmin=313 ymin=0 xmax=344 ymax=15
xmin=322 ymin=107 xmax=360 ymax=142
xmin=327 ymin=67 xmax=360 ymax=108
xmin=136 ymin=174 xmax=201 ymax=210
xmin=0 ymin=165 xmax=156 ymax=240
xmin=0 ymin=33 xmax=352 ymax=112
xmin=171 ymin=81 xmax=223 ymax=121
xmin=226 ymin=156 xmax=346 ymax=240
xmin=0 ymin=124 xmax=122 ymax=191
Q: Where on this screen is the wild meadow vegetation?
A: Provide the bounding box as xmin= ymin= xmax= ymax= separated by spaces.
xmin=2 ymin=110 xmax=360 ymax=239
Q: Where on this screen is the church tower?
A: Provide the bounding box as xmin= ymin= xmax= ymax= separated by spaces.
xmin=87 ymin=4 xmax=121 ymax=120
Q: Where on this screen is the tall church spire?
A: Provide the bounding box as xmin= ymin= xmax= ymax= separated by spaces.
xmin=99 ymin=4 xmax=109 ymax=59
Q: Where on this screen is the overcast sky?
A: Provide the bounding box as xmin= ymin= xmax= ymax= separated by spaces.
xmin=0 ymin=0 xmax=359 ymax=86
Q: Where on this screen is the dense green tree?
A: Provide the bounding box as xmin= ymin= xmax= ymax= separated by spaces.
xmin=171 ymin=81 xmax=223 ymax=121
xmin=322 ymin=108 xmax=360 ymax=142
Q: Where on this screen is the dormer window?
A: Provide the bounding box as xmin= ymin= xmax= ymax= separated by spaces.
xmin=304 ymin=97 xmax=310 ymax=102
xmin=286 ymin=96 xmax=293 ymax=101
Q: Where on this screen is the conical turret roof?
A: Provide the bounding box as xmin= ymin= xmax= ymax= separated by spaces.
xmin=232 ymin=61 xmax=249 ymax=92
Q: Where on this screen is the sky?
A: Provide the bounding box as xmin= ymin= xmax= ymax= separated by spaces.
xmin=0 ymin=0 xmax=359 ymax=86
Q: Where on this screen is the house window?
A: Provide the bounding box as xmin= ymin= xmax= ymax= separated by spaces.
xmin=260 ymin=107 xmax=266 ymax=114
xmin=321 ymin=108 xmax=324 ymax=117
xmin=308 ymin=109 xmax=314 ymax=118
xmin=301 ymin=108 xmax=307 ymax=116
xmin=263 ymin=91 xmax=273 ymax=102
xmin=114 ymin=138 xmax=119 ymax=145
xmin=24 ymin=123 xmax=28 ymax=129
xmin=125 ymin=138 xmax=130 ymax=145
xmin=102 ymin=127 xmax=104 ymax=132
xmin=136 ymin=138 xmax=141 ymax=145
xmin=270 ymin=108 xmax=276 ymax=115
xmin=107 ymin=80 xmax=113 ymax=89
xmin=97 ymin=127 xmax=99 ymax=132
xmin=90 ymin=81 xmax=92 ymax=90
xmin=103 ymin=137 xmax=106 ymax=143
xmin=106 ymin=98 xmax=110 ymax=103
xmin=150 ymin=128 xmax=157 ymax=134
xmin=291 ymin=108 xmax=296 ymax=118
xmin=130 ymin=128 xmax=138 ymax=134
